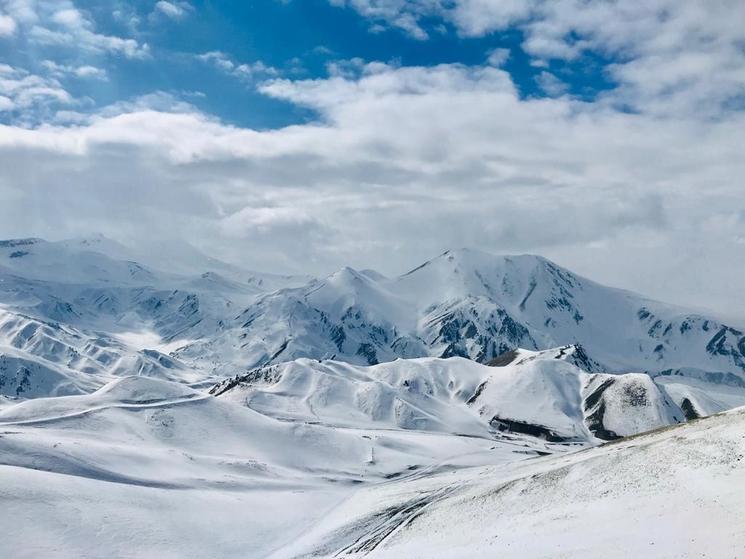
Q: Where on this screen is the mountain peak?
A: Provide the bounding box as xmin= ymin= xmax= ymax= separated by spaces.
xmin=403 ymin=248 xmax=552 ymax=277
xmin=326 ymin=265 xmax=370 ymax=285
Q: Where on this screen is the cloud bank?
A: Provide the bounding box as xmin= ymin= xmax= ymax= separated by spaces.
xmin=0 ymin=0 xmax=743 ymax=320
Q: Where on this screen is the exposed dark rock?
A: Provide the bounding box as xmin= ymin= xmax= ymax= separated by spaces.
xmin=623 ymin=383 xmax=648 ymax=407
xmin=466 ymin=381 xmax=488 ymax=404
xmin=356 ymin=343 xmax=378 ymax=365
xmin=490 ymin=415 xmax=569 ymax=442
xmin=583 ymin=378 xmax=621 ymax=441
xmin=680 ymin=398 xmax=700 ymax=421
xmin=208 ymin=364 xmax=284 ymax=396
xmin=585 ymin=401 xmax=621 ymax=441
xmin=584 ymin=378 xmax=616 ymax=412
xmin=486 ymin=349 xmax=519 ymax=367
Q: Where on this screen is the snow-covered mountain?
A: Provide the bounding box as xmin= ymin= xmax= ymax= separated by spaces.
xmin=2 ymin=238 xmax=744 ymax=397
xmin=0 ymin=237 xmax=309 ymax=395
xmin=211 ymin=346 xmax=745 ymax=444
xmin=1 ymin=237 xmax=744 ymax=557
xmin=0 ymin=307 xmax=206 ymax=397
xmin=0 ymin=369 xmax=580 ymax=558
xmin=178 ymin=247 xmax=745 ymax=382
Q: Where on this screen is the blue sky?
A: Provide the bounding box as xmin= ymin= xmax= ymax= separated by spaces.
xmin=0 ymin=0 xmax=615 ymax=128
xmin=0 ymin=0 xmax=744 ymax=319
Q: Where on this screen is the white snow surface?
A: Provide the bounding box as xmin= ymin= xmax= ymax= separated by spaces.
xmin=0 ymin=370 xmax=566 ymax=558
xmin=277 ymin=406 xmax=745 ymax=558
xmin=0 ymin=367 xmax=743 ymax=558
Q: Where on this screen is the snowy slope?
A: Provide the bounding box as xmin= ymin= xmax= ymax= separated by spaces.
xmin=0 ymin=373 xmax=566 ymax=558
xmin=213 ymin=357 xmax=493 ymax=438
xmin=211 ymin=348 xmax=745 ymax=445
xmin=277 ymin=405 xmax=745 ymax=559
xmin=1 ymin=370 xmax=743 ymax=558
xmin=0 ymin=307 xmax=204 ymax=397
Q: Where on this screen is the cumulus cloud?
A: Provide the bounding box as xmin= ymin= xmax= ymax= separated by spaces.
xmin=0 ymin=59 xmax=744 ymax=316
xmin=152 ymin=1 xmax=193 ymax=21
xmin=535 ymin=71 xmax=567 ymax=97
xmin=486 ymin=47 xmax=510 ymax=67
xmin=329 ymin=0 xmax=745 ymax=117
xmin=0 ymin=13 xmax=17 ymax=36
xmin=2 ymin=0 xmax=149 ymax=58
xmin=449 ymin=0 xmax=536 ymax=37
xmin=0 ymin=63 xmax=75 ymax=116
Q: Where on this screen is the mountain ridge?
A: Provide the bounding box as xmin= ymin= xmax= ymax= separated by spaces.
xmin=0 ymin=237 xmax=744 ymax=398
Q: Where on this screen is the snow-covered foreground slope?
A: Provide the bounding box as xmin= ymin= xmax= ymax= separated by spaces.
xmin=2 ymin=237 xmax=745 ymax=396
xmin=276 ymin=406 xmax=745 ymax=558
xmin=0 ymin=373 xmax=572 ymax=558
xmin=0 ymin=369 xmax=743 ymax=558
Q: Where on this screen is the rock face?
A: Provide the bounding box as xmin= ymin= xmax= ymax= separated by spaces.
xmin=1 ymin=238 xmax=745 ymax=396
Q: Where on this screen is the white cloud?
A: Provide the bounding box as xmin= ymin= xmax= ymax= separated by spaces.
xmin=50 ymin=7 xmax=84 ymax=27
xmin=326 ymin=0 xmax=532 ymax=39
xmin=197 ymin=51 xmax=278 ymax=81
xmin=0 ymin=95 xmax=13 ymax=111
xmin=0 ymin=14 xmax=17 ymax=36
xmin=535 ymin=71 xmax=567 ymax=97
xmin=197 ymin=51 xmax=235 ymax=71
xmin=42 ymin=60 xmax=107 ymax=81
xmin=4 ymin=0 xmax=149 ymax=59
xmin=486 ymin=47 xmax=509 ymax=67
xmin=153 ymin=1 xmax=193 ymax=21
xmin=0 ymin=64 xmax=75 ymax=116
xmin=328 ymin=0 xmax=745 ymax=117
xmin=0 ymin=60 xmax=743 ymax=316
xmin=221 ymin=206 xmax=321 ymax=237
xmin=449 ymin=0 xmax=536 ymax=37
xmin=327 ymin=0 xmax=439 ymax=39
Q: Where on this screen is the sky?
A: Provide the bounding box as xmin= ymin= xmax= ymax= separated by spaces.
xmin=0 ymin=0 xmax=744 ymax=319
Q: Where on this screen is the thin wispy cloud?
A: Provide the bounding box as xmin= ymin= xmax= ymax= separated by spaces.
xmin=196 ymin=51 xmax=278 ymax=81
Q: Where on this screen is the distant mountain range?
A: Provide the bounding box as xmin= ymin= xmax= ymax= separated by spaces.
xmin=0 ymin=237 xmax=743 ymax=398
